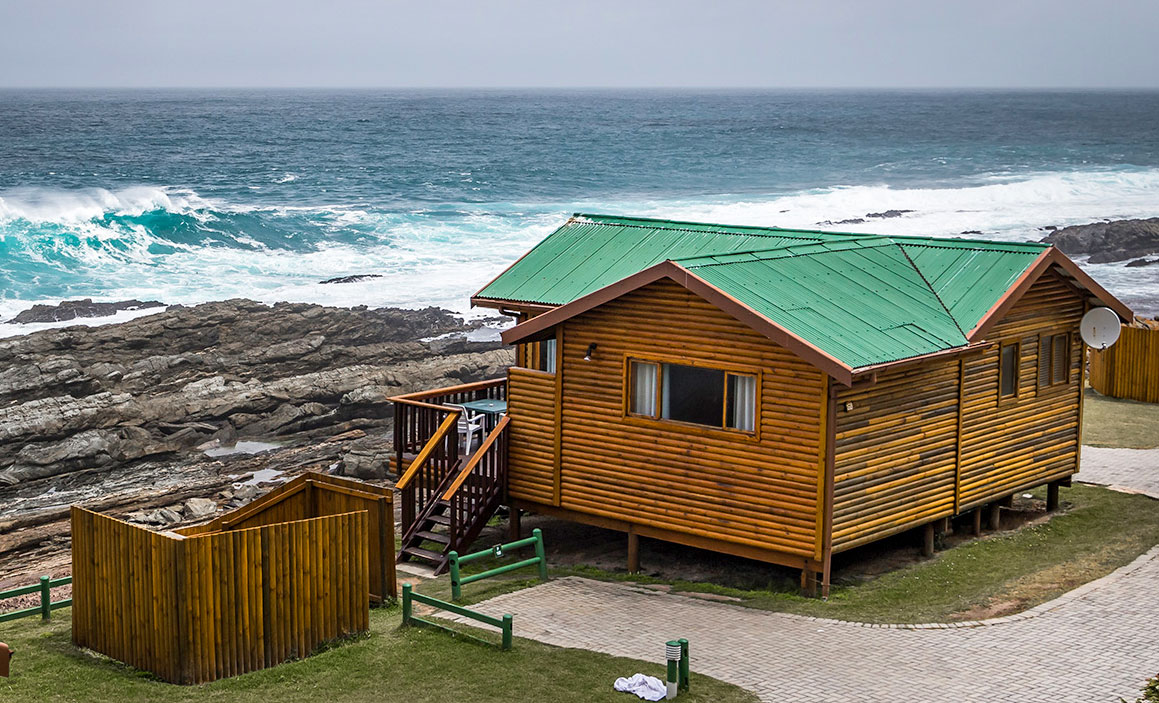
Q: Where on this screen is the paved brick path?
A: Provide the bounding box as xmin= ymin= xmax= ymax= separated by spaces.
xmin=451 ymin=448 xmax=1159 ymax=702
xmin=1079 ymin=446 xmax=1159 ymax=498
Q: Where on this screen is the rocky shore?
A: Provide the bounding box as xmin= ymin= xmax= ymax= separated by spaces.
xmin=0 ymin=299 xmax=512 ymax=585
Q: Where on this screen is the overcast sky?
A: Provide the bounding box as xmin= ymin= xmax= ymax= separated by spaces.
xmin=2 ymin=0 xmax=1157 ymax=89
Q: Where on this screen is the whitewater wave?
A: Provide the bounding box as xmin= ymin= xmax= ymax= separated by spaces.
xmin=0 ymin=186 xmax=213 ymax=224
xmin=1 ymin=169 xmax=1157 ymax=337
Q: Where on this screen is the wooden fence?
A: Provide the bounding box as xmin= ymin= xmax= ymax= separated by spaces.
xmin=1089 ymin=325 xmax=1159 ymax=403
xmin=177 ymin=472 xmax=396 ymax=602
xmin=71 ymin=506 xmax=369 ymax=684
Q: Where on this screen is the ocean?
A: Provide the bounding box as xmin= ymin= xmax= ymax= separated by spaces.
xmin=2 ymin=89 xmax=1158 ymax=334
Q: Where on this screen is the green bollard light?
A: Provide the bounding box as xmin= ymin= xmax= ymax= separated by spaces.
xmin=678 ymin=638 xmax=689 ymax=691
xmin=665 ymin=640 xmax=681 ymax=699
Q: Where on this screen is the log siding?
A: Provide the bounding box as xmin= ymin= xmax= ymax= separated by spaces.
xmin=506 ymin=279 xmax=826 ymax=560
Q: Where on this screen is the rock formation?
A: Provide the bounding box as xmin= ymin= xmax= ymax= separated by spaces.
xmin=1042 ymin=218 xmax=1159 ymax=264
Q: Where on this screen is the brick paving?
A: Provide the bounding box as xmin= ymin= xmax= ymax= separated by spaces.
xmin=449 ymin=448 xmax=1159 ymax=702
xmin=1079 ymin=446 xmax=1159 ymax=499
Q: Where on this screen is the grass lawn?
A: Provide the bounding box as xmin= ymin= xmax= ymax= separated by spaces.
xmin=1083 ymin=388 xmax=1159 ymax=449
xmin=0 ymin=605 xmax=755 ymax=703
xmin=445 ymin=483 xmax=1159 ymax=625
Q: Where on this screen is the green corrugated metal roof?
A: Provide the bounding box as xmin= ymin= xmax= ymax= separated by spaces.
xmin=477 ymin=214 xmax=1050 ymax=369
xmin=680 ymin=240 xmax=970 ymax=367
xmin=475 ymin=214 xmax=873 ymax=306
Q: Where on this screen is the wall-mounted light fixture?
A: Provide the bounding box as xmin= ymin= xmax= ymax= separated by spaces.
xmin=583 ymin=343 xmax=597 ymax=362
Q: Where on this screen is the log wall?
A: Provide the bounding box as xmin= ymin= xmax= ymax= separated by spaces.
xmin=507 ymin=279 xmax=827 ymax=560
xmin=958 ymin=269 xmax=1085 ymax=508
xmin=832 ymin=360 xmax=961 ymax=551
xmin=506 ymin=366 xmax=559 ymax=505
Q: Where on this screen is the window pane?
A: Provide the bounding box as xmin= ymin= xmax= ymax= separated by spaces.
xmin=1000 ymin=344 xmax=1018 ymax=397
xmin=538 ymin=339 xmax=556 ymax=373
xmin=1052 ymin=335 xmax=1067 ymax=384
xmin=726 ymin=374 xmax=756 ymax=431
xmin=662 ymin=363 xmax=725 ymax=426
xmin=629 ymin=361 xmax=657 ymax=417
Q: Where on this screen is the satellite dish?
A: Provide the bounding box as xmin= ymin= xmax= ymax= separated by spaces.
xmin=1080 ymin=307 xmax=1122 ymax=350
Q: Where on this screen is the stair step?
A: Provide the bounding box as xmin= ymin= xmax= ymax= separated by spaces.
xmin=426 ymin=514 xmax=451 ymax=526
xmin=400 ymin=545 xmax=447 ymax=563
xmin=414 ymin=530 xmax=450 ymax=544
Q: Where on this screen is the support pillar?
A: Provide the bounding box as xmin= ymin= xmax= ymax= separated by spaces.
xmin=972 ymin=508 xmax=983 ymax=537
xmin=939 ymin=516 xmax=952 ymax=536
xmin=988 ymin=503 xmax=1001 ymax=531
xmin=800 ymin=567 xmax=818 ymax=598
xmin=508 ymin=508 xmax=522 ymax=541
xmin=1047 ymin=481 xmax=1061 ymax=512
xmin=922 ymin=523 xmax=935 ymax=557
xmin=627 ymin=530 xmax=640 ymax=573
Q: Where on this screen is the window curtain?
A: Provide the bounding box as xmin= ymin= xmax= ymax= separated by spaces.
xmin=728 ymin=374 xmax=756 ymax=431
xmin=631 ymin=361 xmax=657 ymax=416
xmin=542 ymin=339 xmax=557 ymax=373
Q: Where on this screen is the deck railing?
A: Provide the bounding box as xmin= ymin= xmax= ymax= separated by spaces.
xmin=391 ymin=378 xmax=507 ymax=535
xmin=392 ymin=378 xmax=507 ymax=462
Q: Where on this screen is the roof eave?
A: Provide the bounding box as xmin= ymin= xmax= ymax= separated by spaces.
xmin=966 ymin=247 xmax=1133 ymax=342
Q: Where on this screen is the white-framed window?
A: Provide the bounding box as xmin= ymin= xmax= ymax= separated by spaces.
xmin=628 ymin=359 xmax=757 ymax=432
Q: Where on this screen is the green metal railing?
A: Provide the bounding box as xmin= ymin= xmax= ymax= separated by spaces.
xmin=448 ymin=528 xmax=547 ymax=601
xmin=401 ymin=583 xmax=513 ymax=650
xmin=0 ymin=576 xmax=72 ymax=623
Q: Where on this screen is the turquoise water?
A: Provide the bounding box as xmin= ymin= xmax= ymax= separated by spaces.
xmin=2 ymin=89 xmax=1158 ymax=324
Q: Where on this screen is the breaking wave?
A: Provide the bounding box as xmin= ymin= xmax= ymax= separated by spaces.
xmin=2 ymin=168 xmax=1158 ymax=335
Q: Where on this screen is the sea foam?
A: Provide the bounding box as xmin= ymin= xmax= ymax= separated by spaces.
xmin=1 ymin=169 xmax=1157 ymax=340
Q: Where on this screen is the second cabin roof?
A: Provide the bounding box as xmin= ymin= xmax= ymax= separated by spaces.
xmin=478 ymin=214 xmax=1125 ymax=374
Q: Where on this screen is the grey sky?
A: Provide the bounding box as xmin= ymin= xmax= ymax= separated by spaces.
xmin=2 ymin=0 xmax=1157 ymax=89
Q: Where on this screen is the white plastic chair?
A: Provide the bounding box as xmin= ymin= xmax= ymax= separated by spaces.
xmin=451 ymin=405 xmax=484 ymax=455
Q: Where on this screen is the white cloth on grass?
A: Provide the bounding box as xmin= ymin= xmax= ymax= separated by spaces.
xmin=614 ymin=673 xmax=668 ymax=701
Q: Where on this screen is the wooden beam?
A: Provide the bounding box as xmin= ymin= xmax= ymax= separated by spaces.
xmin=922 ymin=523 xmax=935 ymax=557
xmin=508 ymin=508 xmax=522 ymax=541
xmin=1047 ymin=482 xmax=1061 ymax=512
xmin=627 ymin=529 xmax=640 ymax=574
xmin=821 ymin=379 xmax=837 ymax=598
xmin=988 ymin=503 xmax=1001 ymax=531
xmin=800 ymin=568 xmax=818 ymax=598
xmin=972 ymin=508 xmax=983 ymax=537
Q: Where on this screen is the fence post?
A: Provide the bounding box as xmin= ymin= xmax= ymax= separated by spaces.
xmin=533 ymin=528 xmax=548 ymax=581
xmin=501 ymin=614 xmax=513 ymax=651
xmin=448 ymin=552 xmax=462 ymax=601
xmin=39 ymin=576 xmax=51 ymax=621
xmin=402 ymin=583 xmax=412 ymax=626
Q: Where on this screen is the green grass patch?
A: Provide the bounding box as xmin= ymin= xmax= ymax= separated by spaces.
xmin=1083 ymin=389 xmax=1159 ymax=449
xmin=444 ymin=485 xmax=1159 ymax=624
xmin=0 ymin=605 xmax=754 ymax=703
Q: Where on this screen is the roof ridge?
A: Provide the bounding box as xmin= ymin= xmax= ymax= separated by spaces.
xmin=675 ymin=237 xmax=896 ymax=268
xmin=572 ymin=213 xmax=884 ymax=241
xmin=894 ymin=242 xmax=969 ymax=339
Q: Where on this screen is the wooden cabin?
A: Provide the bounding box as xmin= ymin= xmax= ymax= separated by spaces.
xmin=391 ymin=214 xmax=1131 ymax=596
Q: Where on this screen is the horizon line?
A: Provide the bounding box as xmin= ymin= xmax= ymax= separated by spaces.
xmin=2 ymin=85 xmax=1159 ymax=92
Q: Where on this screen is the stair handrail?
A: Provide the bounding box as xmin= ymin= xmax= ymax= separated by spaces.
xmin=396 ymin=409 xmax=461 ymax=491
xmin=442 ymin=415 xmax=510 ymax=500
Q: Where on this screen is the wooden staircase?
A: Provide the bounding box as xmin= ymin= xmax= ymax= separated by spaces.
xmin=396 ymin=415 xmax=510 ymax=574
